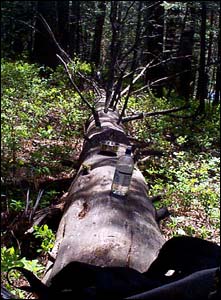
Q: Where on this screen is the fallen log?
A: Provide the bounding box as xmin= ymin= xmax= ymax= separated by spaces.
xmin=43 ymin=94 xmax=165 ymax=285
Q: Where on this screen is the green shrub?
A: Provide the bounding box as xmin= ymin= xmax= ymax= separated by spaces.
xmin=33 ymin=224 xmax=55 ymax=253
xmin=1 ymin=246 xmax=44 ymax=298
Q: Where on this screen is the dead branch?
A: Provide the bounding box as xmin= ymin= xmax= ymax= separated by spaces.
xmin=29 ymin=189 xmax=44 ymax=222
xmin=39 ymin=15 xmax=101 ymax=127
xmin=24 ymin=188 xmax=30 ymax=215
xmin=121 ymin=1 xmax=136 ymax=24
xmin=146 ymin=55 xmax=192 ymax=71
xmin=122 ymin=105 xmax=189 ymax=123
xmin=150 ymin=70 xmax=189 ymax=87
xmin=120 ymin=61 xmax=154 ymax=97
xmin=134 ymin=148 xmax=164 ymax=163
xmin=132 ymin=70 xmax=189 ymax=95
xmin=57 ymin=55 xmax=101 ymax=127
xmin=117 ymin=2 xmax=143 ymax=124
xmin=38 ymin=14 xmax=71 ymax=64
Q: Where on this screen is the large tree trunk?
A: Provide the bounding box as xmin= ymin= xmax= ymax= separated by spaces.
xmin=43 ymin=92 xmax=165 ymax=285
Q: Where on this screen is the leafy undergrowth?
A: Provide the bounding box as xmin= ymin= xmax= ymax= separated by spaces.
xmin=1 ymin=59 xmax=220 ymax=297
xmin=1 ymin=59 xmax=90 ymax=298
xmin=126 ymin=93 xmax=220 ymax=244
xmin=144 ymin=152 xmax=220 ymax=244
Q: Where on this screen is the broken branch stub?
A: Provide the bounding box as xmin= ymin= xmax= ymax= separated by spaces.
xmin=43 ymin=96 xmax=165 ymax=285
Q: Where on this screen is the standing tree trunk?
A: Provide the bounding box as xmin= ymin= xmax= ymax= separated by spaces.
xmin=43 ymin=93 xmax=165 ymax=285
xmin=31 ymin=1 xmax=58 ymax=68
xmin=69 ymin=1 xmax=81 ymax=56
xmin=196 ymin=2 xmax=207 ymax=114
xmin=57 ymin=1 xmax=69 ymax=52
xmin=144 ymin=2 xmax=164 ymax=97
xmin=213 ymin=3 xmax=221 ymax=106
xmin=177 ymin=28 xmax=194 ymax=101
xmin=91 ymin=2 xmax=106 ymax=68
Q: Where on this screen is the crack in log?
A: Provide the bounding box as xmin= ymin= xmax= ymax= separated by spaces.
xmin=126 ymin=229 xmax=134 ymax=268
xmin=78 ymin=202 xmax=89 ymax=219
xmin=62 ymin=224 xmax=66 ymax=238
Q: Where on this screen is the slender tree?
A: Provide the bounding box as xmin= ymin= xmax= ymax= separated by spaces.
xmin=69 ymin=1 xmax=81 ymax=56
xmin=213 ymin=2 xmax=221 ymax=105
xmin=177 ymin=27 xmax=194 ymax=101
xmin=91 ymin=2 xmax=106 ymax=68
xmin=57 ymin=1 xmax=69 ymax=52
xmin=31 ymin=1 xmax=58 ymax=67
xmin=196 ymin=2 xmax=207 ymax=114
xmin=143 ymin=1 xmax=164 ymax=97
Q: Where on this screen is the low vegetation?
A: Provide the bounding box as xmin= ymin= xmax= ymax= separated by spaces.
xmin=1 ymin=59 xmax=220 ymax=297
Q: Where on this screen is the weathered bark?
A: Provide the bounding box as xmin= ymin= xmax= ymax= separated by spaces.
xmin=43 ymin=93 xmax=165 ymax=285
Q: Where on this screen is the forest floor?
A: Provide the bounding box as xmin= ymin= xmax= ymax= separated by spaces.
xmin=1 ymin=60 xmax=220 ymax=298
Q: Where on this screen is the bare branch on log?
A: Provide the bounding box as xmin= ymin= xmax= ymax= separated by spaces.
xmin=146 ymin=55 xmax=192 ymax=71
xmin=122 ymin=105 xmax=189 ymax=123
xmin=39 ymin=14 xmax=101 ymax=126
xmin=120 ymin=61 xmax=154 ymax=97
xmin=150 ymin=71 xmax=189 ymax=87
xmin=134 ymin=149 xmax=164 ymax=162
xmin=121 ymin=1 xmax=136 ymax=23
xmin=117 ymin=76 xmax=135 ymax=124
xmin=57 ymin=55 xmax=101 ymax=127
xmin=143 ymin=1 xmax=163 ymax=11
xmin=117 ymin=2 xmax=143 ymax=124
xmin=132 ymin=70 xmax=189 ymax=95
xmin=38 ymin=14 xmax=71 ymax=64
xmin=109 ymin=62 xmax=130 ymax=110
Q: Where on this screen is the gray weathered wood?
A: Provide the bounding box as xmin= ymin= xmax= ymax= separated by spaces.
xmin=43 ymin=95 xmax=165 ymax=285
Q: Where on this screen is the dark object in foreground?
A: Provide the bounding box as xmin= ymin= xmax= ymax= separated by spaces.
xmin=126 ymin=268 xmax=220 ymax=300
xmin=6 ymin=236 xmax=220 ymax=300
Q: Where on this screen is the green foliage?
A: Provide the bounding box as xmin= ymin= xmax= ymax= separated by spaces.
xmin=33 ymin=225 xmax=55 ymax=253
xmin=1 ymin=246 xmax=23 ymax=272
xmin=1 ymin=246 xmax=44 ymax=298
xmin=1 ymin=59 xmax=90 ymax=180
xmin=9 ymin=199 xmax=25 ymax=212
xmin=128 ymin=93 xmax=220 ymax=241
xmin=69 ymin=57 xmax=92 ymax=75
xmin=148 ymin=152 xmax=220 ymax=240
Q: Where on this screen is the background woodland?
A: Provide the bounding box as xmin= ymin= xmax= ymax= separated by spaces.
xmin=1 ymin=1 xmax=220 ymax=298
